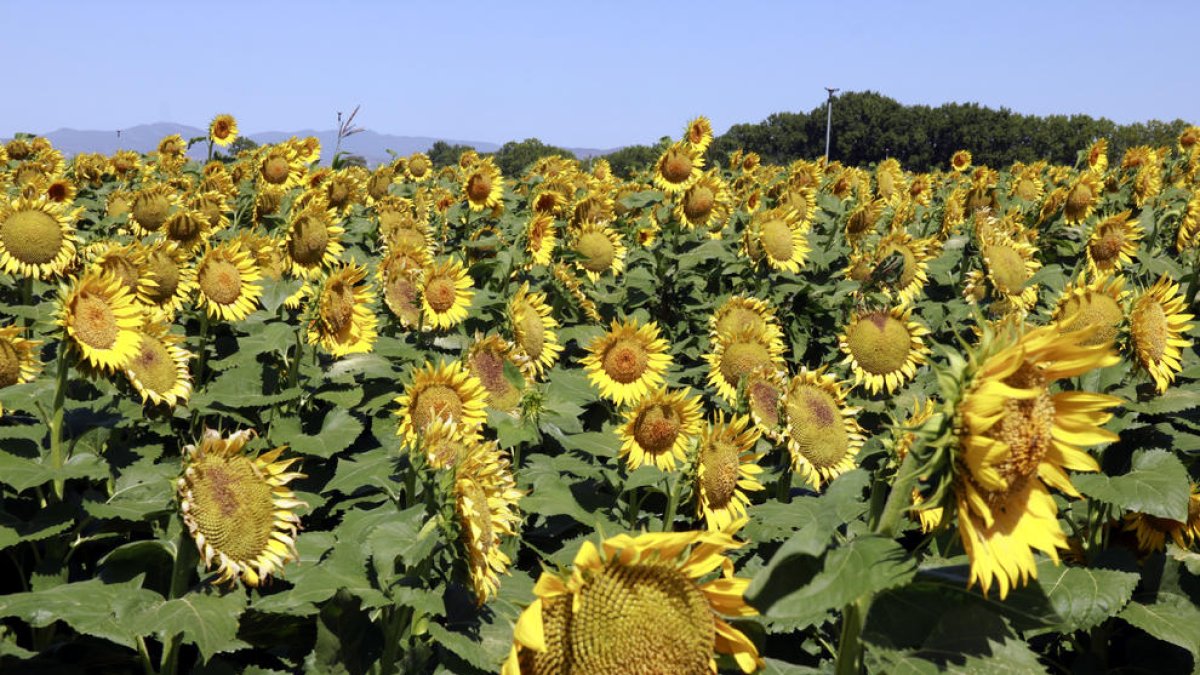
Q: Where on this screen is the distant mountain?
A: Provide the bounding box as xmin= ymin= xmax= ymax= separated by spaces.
xmin=4 ymin=123 xmax=612 ymax=165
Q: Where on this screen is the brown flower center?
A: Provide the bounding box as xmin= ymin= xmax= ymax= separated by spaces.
xmin=661 ymin=149 xmax=694 ymax=185
xmin=602 ymin=338 xmax=648 ymax=384
xmin=199 ymin=259 xmax=243 ymax=306
xmin=412 ymin=384 xmax=464 ymax=428
xmin=424 ymin=276 xmax=457 ymax=313
xmin=263 ymin=156 xmax=291 ymax=185
xmin=73 ymin=292 xmax=119 ymax=350
xmin=786 ymin=384 xmax=849 ymax=468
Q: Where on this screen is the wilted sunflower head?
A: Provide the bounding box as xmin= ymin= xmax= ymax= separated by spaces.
xmin=306 ymin=263 xmax=378 ymax=357
xmin=506 ymin=530 xmax=761 ymax=675
xmin=466 ymin=334 xmax=525 ymax=413
xmin=376 ymin=244 xmax=426 ymax=328
xmin=178 ymin=429 xmax=304 ymax=587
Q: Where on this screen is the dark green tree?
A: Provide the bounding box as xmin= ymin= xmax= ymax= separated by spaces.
xmin=427 ymin=140 xmax=477 ymax=168
xmin=493 ymin=138 xmax=576 ymax=176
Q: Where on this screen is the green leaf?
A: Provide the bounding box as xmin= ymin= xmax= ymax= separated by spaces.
xmin=1118 ymin=593 xmax=1200 ymax=656
xmin=1126 ymin=388 xmax=1200 ymax=415
xmin=128 ymin=591 xmax=250 ymax=662
xmin=0 ymin=576 xmax=161 ymax=650
xmin=272 ymin=408 xmax=364 ymax=458
xmin=557 ymin=431 xmax=621 ymax=458
xmin=1008 ymin=562 xmax=1140 ymax=635
xmin=325 ymin=448 xmax=395 ymax=495
xmin=1073 ymin=449 xmax=1191 ymax=521
xmin=0 ymin=451 xmax=110 ymax=492
xmin=427 ymin=622 xmax=508 ymax=672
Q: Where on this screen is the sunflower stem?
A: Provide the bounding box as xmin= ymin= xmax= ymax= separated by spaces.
xmin=48 ymin=340 xmax=70 ymax=501
xmin=161 ymin=524 xmax=199 ymax=675
xmin=661 ymin=472 xmax=682 ymax=532
xmin=833 ymin=597 xmax=867 ymax=675
xmin=135 ymin=635 xmax=155 ymax=675
xmin=775 ymin=461 xmax=792 ymax=504
xmin=20 ymin=276 xmax=33 ymax=327
xmin=194 ymin=310 xmax=211 ymax=387
xmin=872 ymin=449 xmax=919 ymax=538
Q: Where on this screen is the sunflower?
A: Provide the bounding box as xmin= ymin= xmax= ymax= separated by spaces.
xmin=285 ymin=203 xmax=345 ymax=278
xmin=406 ymin=152 xmax=434 ymax=182
xmin=952 ymin=323 xmax=1120 ymax=598
xmin=466 ymin=334 xmax=526 ymax=412
xmin=709 ymin=295 xmax=783 ymax=347
xmin=782 ymin=368 xmax=864 ymax=488
xmin=394 ymin=359 xmax=489 ymax=445
xmin=855 ymin=230 xmax=934 ymax=305
xmin=109 ymin=150 xmax=141 ymax=180
xmin=1177 ymin=191 xmax=1200 ymax=252
xmin=504 ymin=529 xmax=761 ymax=675
xmin=58 ymin=271 xmax=144 ymax=374
xmin=162 ymin=209 xmax=211 ymax=253
xmin=874 ymin=158 xmax=907 ymax=202
xmin=744 ymin=206 xmax=809 ymax=273
xmin=208 ymin=114 xmax=239 ymax=147
xmin=778 ymin=183 xmax=818 ymax=230
xmin=376 ymin=243 xmax=427 ymax=328
xmin=105 ymin=189 xmax=134 ymax=221
xmin=950 ymin=150 xmax=972 ymax=173
xmin=525 ymin=213 xmax=557 ymax=267
xmin=1062 ymin=172 xmax=1102 ymax=224
xmin=705 ymin=329 xmax=786 ymax=405
xmin=1051 ymin=273 xmax=1128 ymax=348
xmin=570 ymin=192 xmax=615 ymax=230
xmin=188 ymin=190 xmax=231 ymax=233
xmin=455 ymin=437 xmax=523 ymax=604
xmin=139 ymin=241 xmax=196 ymax=321
xmin=839 ymin=306 xmax=931 ymax=395
xmin=0 ymin=326 xmax=41 ymax=417
xmin=1123 ymin=484 xmax=1200 ymax=553
xmin=653 ymin=141 xmax=704 ymax=194
xmin=617 ymin=386 xmax=703 ymax=472
xmin=463 ymin=158 xmax=505 ymax=212
xmin=157 ymin=134 xmax=186 ymax=158
xmin=43 ymin=176 xmax=76 ymax=205
xmin=421 ymin=257 xmax=474 ymax=331
xmin=1129 ymin=275 xmax=1194 ymax=393
xmin=531 ymin=186 xmax=570 ymax=217
xmin=695 ymin=412 xmax=764 ymax=532
xmin=675 ymin=170 xmax=731 ymax=234
xmin=684 ymin=116 xmax=714 ymax=154
xmin=890 ymin=399 xmax=943 ymax=533
xmin=177 ymin=429 xmax=304 ymax=588
xmin=88 ymin=241 xmax=155 ymax=306
xmin=128 ymin=184 xmax=179 ymax=236
xmin=409 ymin=416 xmax=469 ymax=470
xmin=979 ymin=232 xmax=1041 ymax=312
xmin=844 ymin=199 xmax=885 ymax=246
xmin=581 ymin=318 xmax=672 ymax=406
xmin=196 ymin=242 xmax=263 ymax=322
xmin=322 ymin=170 xmax=364 ymax=214
xmin=508 ymin=282 xmax=563 ymax=377
xmin=124 ymin=322 xmax=192 ymax=408
xmin=743 ymin=365 xmax=787 ymax=441
xmin=258 ymin=146 xmax=304 ymax=189
xmin=1083 ymin=138 xmax=1108 ymax=174
xmin=1083 ymin=211 xmax=1142 ymax=276
xmin=306 ymin=263 xmax=378 ymax=357
xmin=364 ymin=165 xmax=397 ymax=204
xmin=0 ymin=196 xmax=78 ymax=280
xmin=1009 ymin=168 xmax=1045 ymax=203
xmin=571 ymin=221 xmax=627 ymax=282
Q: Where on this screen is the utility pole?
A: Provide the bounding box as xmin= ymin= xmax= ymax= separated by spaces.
xmin=824 ymin=87 xmax=839 ymax=163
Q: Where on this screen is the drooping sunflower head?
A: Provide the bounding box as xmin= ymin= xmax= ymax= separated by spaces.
xmin=162 ymin=209 xmax=212 ymax=253
xmin=157 ymin=134 xmax=186 ymax=158
xmin=684 ymin=116 xmax=714 ymax=154
xmin=0 ymin=326 xmax=41 ymax=416
xmin=455 ymin=437 xmax=523 ymax=604
xmin=195 ymin=241 xmax=264 ymax=322
xmin=58 ymin=270 xmax=145 ymax=374
xmin=705 ymin=328 xmax=786 ymax=405
xmin=525 ymin=213 xmax=558 ymax=267
xmin=463 ymin=158 xmax=505 ymax=212
xmin=782 ymin=368 xmax=864 ymax=489
xmin=1052 ymin=273 xmax=1128 ymax=348
xmin=617 ymin=386 xmax=703 ymax=472
xmin=0 ymin=196 xmax=78 ymax=280
xmin=178 ymin=429 xmax=304 ymax=588
xmin=1123 ymin=484 xmax=1200 ymax=553
xmin=572 ymin=221 xmax=627 ymax=282
xmin=394 ymin=359 xmax=489 ymax=445
xmin=839 ymin=306 xmax=931 ymax=395
xmin=1085 ymin=211 xmax=1142 ymax=275
xmin=466 ymin=334 xmax=526 ymax=413
xmin=695 ymin=411 xmax=764 ymax=532
xmin=951 ymin=323 xmax=1119 ymax=598
xmin=376 ymin=243 xmax=426 ymax=328
xmin=124 ymin=321 xmax=192 ymax=408
xmin=306 ymin=263 xmax=378 ymax=357
xmin=420 ymin=256 xmax=475 ymax=331
xmin=744 ymin=206 xmax=809 ymax=273
xmin=208 ymin=114 xmax=239 ymax=147
xmin=508 ymin=282 xmax=563 ymax=377
xmin=653 ymin=141 xmax=704 ymax=194
xmin=1128 ymin=275 xmax=1194 ymax=394
xmin=1063 ymin=172 xmax=1102 ymax=224
xmin=581 ymin=318 xmax=672 ymax=406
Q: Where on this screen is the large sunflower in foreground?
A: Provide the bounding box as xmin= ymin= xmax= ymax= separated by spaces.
xmin=783 ymin=368 xmax=864 ymax=488
xmin=1123 ymin=483 xmax=1200 ymax=553
xmin=0 ymin=326 xmax=41 ymax=417
xmin=306 ymin=263 xmax=378 ymax=357
xmin=617 ymin=386 xmax=703 ymax=471
xmin=124 ymin=322 xmax=192 ymax=408
xmin=1128 ymin=275 xmax=1194 ymax=393
xmin=572 ymin=221 xmax=627 ymax=282
xmin=455 ymin=437 xmax=523 ymax=604
xmin=653 ymin=141 xmax=704 ymax=194
xmin=196 ymin=242 xmax=263 ymax=322
xmin=394 ymin=359 xmax=489 ymax=446
xmin=463 ymin=158 xmax=504 ymax=212
xmin=508 ymin=282 xmax=563 ymax=377
xmin=695 ymin=412 xmax=764 ymax=532
xmin=177 ymin=429 xmax=304 ymax=588
xmin=208 ymin=114 xmax=239 ymax=147
xmin=952 ymin=323 xmax=1120 ymax=599
xmin=503 ymin=530 xmax=762 ymax=675
xmin=58 ymin=271 xmax=144 ymax=374
xmin=581 ymin=318 xmax=672 ymax=406
xmin=421 ymin=257 xmax=475 ymax=331
xmin=838 ymin=306 xmax=931 ymax=395
xmin=0 ymin=196 xmax=78 ymax=279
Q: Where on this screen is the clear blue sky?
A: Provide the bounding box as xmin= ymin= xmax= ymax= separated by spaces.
xmin=4 ymin=1 xmax=1197 ymax=149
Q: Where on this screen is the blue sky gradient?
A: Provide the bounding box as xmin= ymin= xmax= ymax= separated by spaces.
xmin=4 ymin=1 xmax=1197 ymax=148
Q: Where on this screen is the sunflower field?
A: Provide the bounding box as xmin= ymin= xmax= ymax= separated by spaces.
xmin=0 ymin=115 xmax=1199 ymax=674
